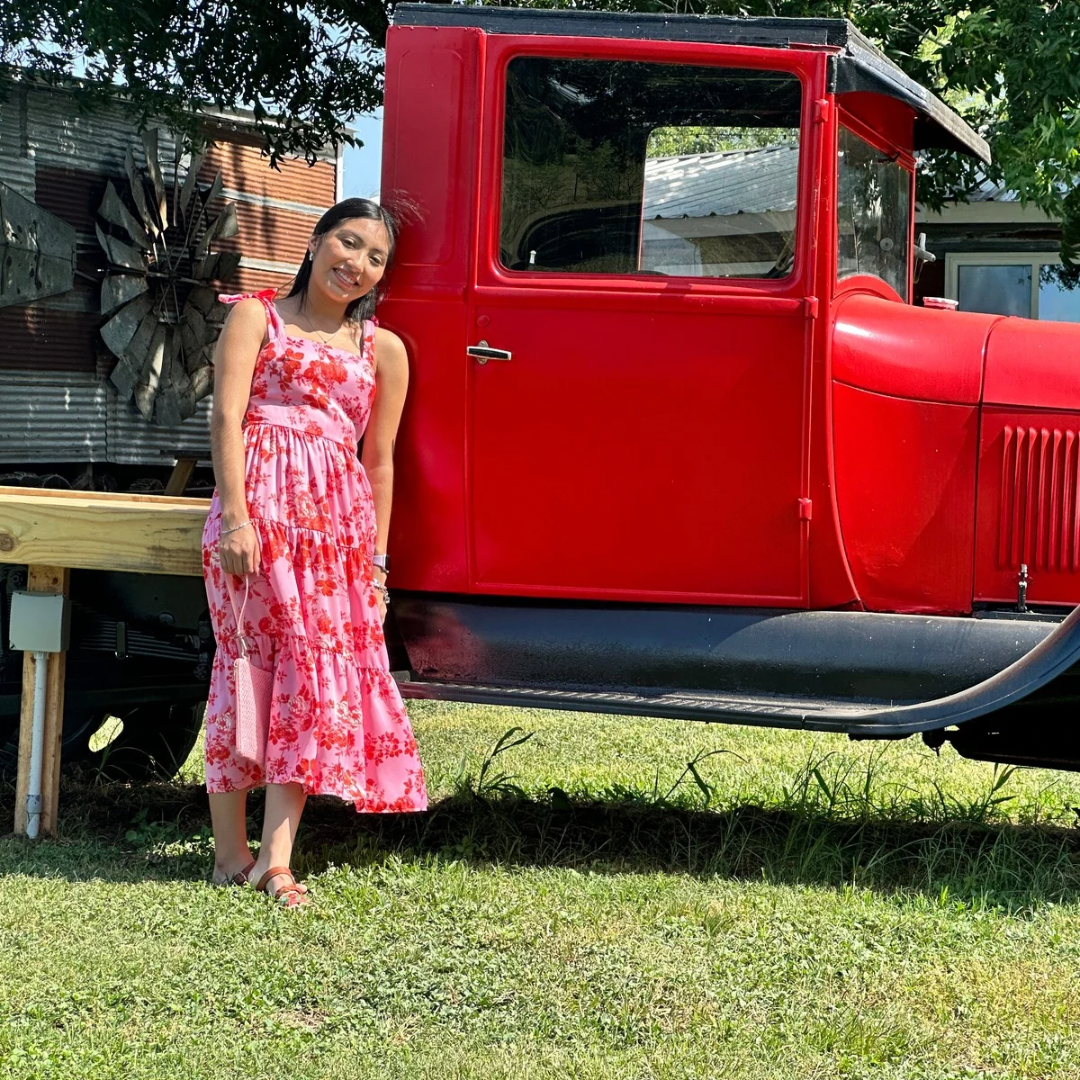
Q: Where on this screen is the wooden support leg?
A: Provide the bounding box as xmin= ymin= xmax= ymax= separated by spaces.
xmin=13 ymin=565 xmax=70 ymax=838
xmin=164 ymin=456 xmax=199 ymax=497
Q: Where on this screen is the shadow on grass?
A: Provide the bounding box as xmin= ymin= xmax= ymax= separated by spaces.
xmin=2 ymin=773 xmax=1079 ymax=910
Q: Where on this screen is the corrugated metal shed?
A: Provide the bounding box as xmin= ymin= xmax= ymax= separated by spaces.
xmin=0 ymin=79 xmax=337 ymax=466
xmin=212 ymin=199 xmax=324 ymax=266
xmin=0 ymin=372 xmax=108 ymax=460
xmin=643 ymin=145 xmax=799 ymax=220
xmin=35 ymin=164 xmax=103 ymax=234
xmin=223 ymin=269 xmax=294 ymax=295
xmin=0 ymin=305 xmax=98 ymax=373
xmin=969 ymin=178 xmax=1021 ymax=203
xmin=0 ymin=88 xmax=35 ymax=198
xmin=33 ymin=167 xmax=105 ymax=295
xmin=0 ymin=371 xmax=212 ymax=463
xmin=26 ymin=87 xmax=181 ymax=175
xmin=201 ymin=141 xmax=335 ymax=207
xmin=107 ymin=393 xmax=212 ymax=464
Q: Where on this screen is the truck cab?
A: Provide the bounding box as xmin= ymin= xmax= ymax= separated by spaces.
xmin=377 ymin=4 xmax=1080 ymax=771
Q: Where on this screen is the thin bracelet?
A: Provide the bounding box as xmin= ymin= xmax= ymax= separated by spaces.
xmin=221 ymin=519 xmax=252 ymax=537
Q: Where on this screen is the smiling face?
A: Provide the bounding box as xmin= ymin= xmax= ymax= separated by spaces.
xmin=307 ymin=217 xmax=391 ymax=307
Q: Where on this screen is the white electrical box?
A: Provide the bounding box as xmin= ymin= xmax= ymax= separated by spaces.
xmin=9 ymin=591 xmax=70 ymax=654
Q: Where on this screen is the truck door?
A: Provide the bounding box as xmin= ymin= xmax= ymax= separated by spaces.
xmin=466 ymin=38 xmax=818 ymax=605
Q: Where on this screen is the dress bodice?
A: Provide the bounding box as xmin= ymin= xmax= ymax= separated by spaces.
xmin=221 ymin=289 xmax=377 ymax=453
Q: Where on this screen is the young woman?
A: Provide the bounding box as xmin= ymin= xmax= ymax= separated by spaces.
xmin=201 ymin=198 xmax=427 ymax=907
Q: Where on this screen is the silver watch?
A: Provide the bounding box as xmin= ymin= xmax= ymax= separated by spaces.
xmin=373 ymin=553 xmax=390 ymax=573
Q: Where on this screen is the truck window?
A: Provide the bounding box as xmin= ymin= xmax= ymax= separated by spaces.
xmin=500 ymin=58 xmax=801 ymax=279
xmin=836 ymin=126 xmax=912 ymax=299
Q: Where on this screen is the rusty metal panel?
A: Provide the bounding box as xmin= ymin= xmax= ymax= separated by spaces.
xmin=199 ymin=147 xmax=333 ymax=273
xmin=212 ymin=201 xmax=321 ymax=266
xmin=201 ymin=142 xmax=336 ymax=207
xmin=0 ymin=181 xmax=77 ymax=307
xmin=0 ymin=304 xmax=98 ymax=372
xmin=0 ymin=372 xmax=108 ymax=461
xmin=106 ymin=392 xmax=212 ymax=464
xmin=0 ymin=87 xmax=35 ymax=198
xmin=215 ymin=268 xmax=292 ymax=295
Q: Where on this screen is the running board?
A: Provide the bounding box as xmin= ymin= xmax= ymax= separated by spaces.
xmin=396 ymin=677 xmax=877 ymax=731
xmin=396 ymin=600 xmax=1080 ymax=736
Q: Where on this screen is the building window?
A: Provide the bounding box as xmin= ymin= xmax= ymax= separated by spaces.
xmin=500 ymin=58 xmax=801 ymax=278
xmin=945 ymin=253 xmax=1080 ymax=321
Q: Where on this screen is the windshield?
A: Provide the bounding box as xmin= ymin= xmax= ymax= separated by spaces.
xmin=837 ymin=126 xmax=912 ymax=300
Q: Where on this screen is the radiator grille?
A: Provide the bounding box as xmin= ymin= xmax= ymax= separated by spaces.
xmin=998 ymin=425 xmax=1080 ymax=571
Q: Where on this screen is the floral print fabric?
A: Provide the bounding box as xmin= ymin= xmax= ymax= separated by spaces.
xmin=201 ymin=290 xmax=427 ymax=813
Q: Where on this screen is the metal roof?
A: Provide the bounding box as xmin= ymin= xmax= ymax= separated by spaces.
xmin=643 ymin=145 xmax=798 ymax=220
xmin=394 ymin=4 xmax=991 ymax=163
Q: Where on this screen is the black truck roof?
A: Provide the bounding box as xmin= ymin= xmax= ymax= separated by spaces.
xmin=393 ymin=3 xmax=990 ymax=163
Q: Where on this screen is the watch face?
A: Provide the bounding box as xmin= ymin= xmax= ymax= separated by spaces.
xmin=373 ymin=554 xmax=390 ymax=572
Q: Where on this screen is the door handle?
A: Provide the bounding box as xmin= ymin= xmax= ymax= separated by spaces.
xmin=467 ymin=341 xmax=512 ymax=364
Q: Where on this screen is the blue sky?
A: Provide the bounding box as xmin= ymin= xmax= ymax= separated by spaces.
xmin=342 ymin=111 xmax=384 ymax=198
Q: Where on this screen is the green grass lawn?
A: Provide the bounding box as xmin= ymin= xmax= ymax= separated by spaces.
xmin=3 ymin=703 xmax=1080 ymax=1079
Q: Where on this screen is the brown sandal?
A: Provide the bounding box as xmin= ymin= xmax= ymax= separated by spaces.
xmin=256 ymin=866 xmax=309 ymax=907
xmin=213 ymin=859 xmax=256 ymax=887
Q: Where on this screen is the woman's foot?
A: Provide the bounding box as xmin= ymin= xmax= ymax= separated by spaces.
xmin=211 ymin=855 xmax=257 ymax=887
xmin=255 ymin=866 xmax=310 ymax=907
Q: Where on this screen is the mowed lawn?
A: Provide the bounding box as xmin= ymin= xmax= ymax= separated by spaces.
xmin=4 ymin=702 xmax=1080 ymax=1079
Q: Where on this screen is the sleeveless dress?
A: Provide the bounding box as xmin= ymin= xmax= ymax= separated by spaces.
xmin=200 ymin=290 xmax=427 ymax=813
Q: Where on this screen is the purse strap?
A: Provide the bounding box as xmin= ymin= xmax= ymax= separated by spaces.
xmin=223 ymin=577 xmax=252 ymax=659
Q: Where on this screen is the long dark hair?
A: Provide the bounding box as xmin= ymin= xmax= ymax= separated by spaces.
xmin=287 ymin=198 xmax=401 ymax=324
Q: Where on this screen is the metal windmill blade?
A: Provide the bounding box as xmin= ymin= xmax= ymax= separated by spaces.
xmin=98 ymin=130 xmax=240 ymax=426
xmin=99 ymin=181 xmax=151 ymax=250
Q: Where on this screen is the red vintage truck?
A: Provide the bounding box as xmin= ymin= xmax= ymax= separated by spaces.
xmin=4 ymin=3 xmax=1080 ymax=779
xmin=378 ymin=4 xmax=1080 ymax=773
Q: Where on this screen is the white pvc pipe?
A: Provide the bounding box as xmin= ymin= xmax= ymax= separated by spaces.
xmin=26 ymin=650 xmax=48 ymax=840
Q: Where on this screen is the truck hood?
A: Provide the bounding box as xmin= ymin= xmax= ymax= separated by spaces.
xmin=834 ymin=291 xmax=1080 ymax=410
xmin=983 ymin=316 xmax=1080 ymax=410
xmin=832 ymin=291 xmax=992 ymax=405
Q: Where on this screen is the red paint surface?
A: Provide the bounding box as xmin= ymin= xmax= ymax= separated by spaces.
xmin=983 ymin=317 xmax=1080 ymax=410
xmin=383 ymin=25 xmax=829 ymax=605
xmin=836 ymin=93 xmax=916 ymax=152
xmin=381 ymin=26 xmax=482 ymax=593
xmin=833 ymin=290 xmax=989 ymax=405
xmin=469 ymin=33 xmax=827 ymax=604
xmin=467 ymin=292 xmax=809 ymax=602
xmin=380 ymin=18 xmax=1080 ymax=620
xmin=975 ymin=322 xmax=1080 ymax=607
xmin=833 ymin=382 xmax=978 ymax=613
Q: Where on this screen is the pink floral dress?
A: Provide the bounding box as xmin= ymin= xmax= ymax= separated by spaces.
xmin=200 ymin=289 xmax=427 ymax=813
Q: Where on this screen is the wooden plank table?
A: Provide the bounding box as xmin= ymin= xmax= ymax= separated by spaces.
xmin=0 ymin=486 xmax=210 ymax=836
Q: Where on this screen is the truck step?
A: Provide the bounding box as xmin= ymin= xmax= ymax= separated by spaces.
xmin=396 ymin=600 xmax=1080 ymax=738
xmin=395 ymin=677 xmax=875 ymax=732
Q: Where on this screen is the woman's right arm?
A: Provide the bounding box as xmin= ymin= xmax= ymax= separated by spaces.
xmin=210 ymin=298 xmax=267 ymax=577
